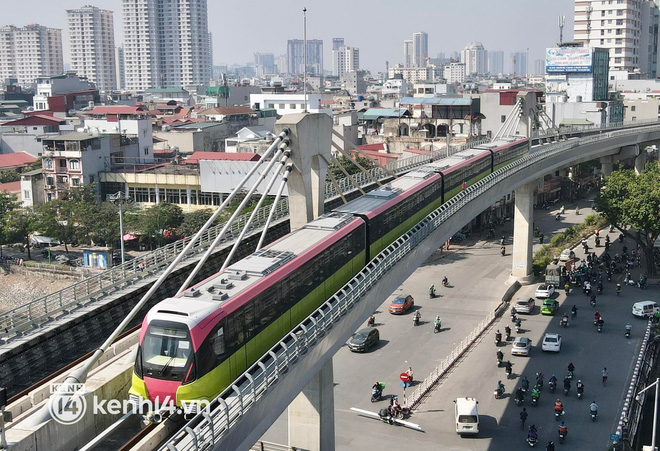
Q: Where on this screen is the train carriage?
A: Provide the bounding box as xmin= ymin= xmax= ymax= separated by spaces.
xmin=130 ymin=212 xmax=366 ymax=407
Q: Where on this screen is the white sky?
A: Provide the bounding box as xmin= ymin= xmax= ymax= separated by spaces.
xmin=2 ymin=0 xmax=577 ymax=73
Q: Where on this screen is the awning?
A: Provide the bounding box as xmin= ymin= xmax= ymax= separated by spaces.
xmin=123 ymin=233 xmax=139 ymax=241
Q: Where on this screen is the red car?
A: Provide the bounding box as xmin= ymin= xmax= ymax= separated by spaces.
xmin=388 ymin=295 xmax=414 ymax=314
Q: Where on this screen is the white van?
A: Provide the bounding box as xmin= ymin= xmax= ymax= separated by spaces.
xmin=632 ymin=301 xmax=659 ymax=318
xmin=454 ymin=397 xmax=479 ymax=435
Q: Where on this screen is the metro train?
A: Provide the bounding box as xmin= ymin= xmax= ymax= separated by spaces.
xmin=129 ymin=137 xmax=529 ymax=408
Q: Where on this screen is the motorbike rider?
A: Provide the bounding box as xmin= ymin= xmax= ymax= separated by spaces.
xmin=546 ymin=441 xmax=555 ymax=451
xmin=515 ymin=386 xmax=524 ymax=403
xmin=434 ymin=315 xmax=442 ymax=331
xmin=590 ymin=400 xmax=598 ymax=416
xmin=413 ymin=310 xmax=421 ymax=325
xmin=567 ymin=362 xmax=575 ymax=374
xmin=571 ymin=305 xmax=578 ymax=317
xmin=372 ymin=381 xmax=382 ymax=395
xmin=531 ymin=385 xmax=540 ymax=402
xmin=528 ymin=424 xmax=538 ymax=441
xmin=561 ymin=312 xmax=569 ymax=326
xmin=625 ymin=322 xmax=632 ymax=335
xmin=590 ymin=291 xmax=597 ymax=305
xmin=521 ymin=376 xmax=530 ymax=392
xmin=563 ymin=376 xmax=571 ymax=392
xmin=497 ymin=380 xmax=505 ymax=395
xmin=549 ymin=373 xmax=558 ymax=385
xmin=558 ymin=421 xmax=568 ymax=437
xmin=554 ymin=398 xmax=564 ymax=414
xmin=597 ymin=316 xmax=604 ymax=329
xmin=505 ymin=324 xmax=512 ymax=338
xmin=442 ymin=276 xmax=448 ymax=287
xmin=515 ymin=317 xmax=522 ymax=330
xmin=501 ymin=245 xmax=506 ymax=256
xmin=576 ymin=380 xmax=584 ymax=396
xmin=367 ymin=315 xmax=375 ymax=326
xmin=616 ymin=283 xmax=622 ymax=296
xmin=429 ymin=284 xmax=436 ymax=297
xmin=536 ymin=371 xmax=544 ymax=388
xmin=405 ymin=367 xmax=414 ymax=383
xmin=496 ymin=349 xmax=504 ymax=363
xmin=495 ymin=329 xmax=502 ymax=343
xmin=594 ymin=311 xmax=601 ymax=323
xmin=564 ymin=283 xmax=570 ymax=294
xmin=505 ymin=360 xmax=512 ymax=375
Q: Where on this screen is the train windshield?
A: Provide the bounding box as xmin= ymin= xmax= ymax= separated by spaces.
xmin=142 ymin=324 xmax=193 ymax=381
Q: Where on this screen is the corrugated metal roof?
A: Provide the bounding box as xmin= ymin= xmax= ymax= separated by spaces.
xmin=0 ymin=152 xmax=37 ymax=168
xmin=400 ymin=97 xmax=473 ymax=106
xmin=362 ymin=108 xmax=408 ymax=120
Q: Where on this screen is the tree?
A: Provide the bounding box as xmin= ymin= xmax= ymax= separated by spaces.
xmin=0 ymin=192 xmax=19 ymax=257
xmin=127 ymin=202 xmax=183 ymax=250
xmin=35 ymin=200 xmax=77 ymax=253
xmin=596 ymin=163 xmax=660 ymax=276
xmin=329 ymin=154 xmax=376 ymax=180
xmin=3 ymin=208 xmax=38 ymax=260
xmin=178 ymin=208 xmax=214 ymax=237
xmin=0 ymin=169 xmax=21 ymax=184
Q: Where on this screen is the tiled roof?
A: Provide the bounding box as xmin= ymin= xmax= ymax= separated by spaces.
xmin=184 ymin=152 xmax=260 ymax=164
xmin=0 ymin=181 xmax=21 ymax=194
xmin=87 ymin=106 xmax=146 ymax=115
xmin=2 ymin=114 xmax=64 ymax=126
xmin=0 ymin=152 xmax=37 ymax=168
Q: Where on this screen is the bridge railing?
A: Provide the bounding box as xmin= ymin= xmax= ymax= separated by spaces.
xmin=532 ymin=117 xmax=660 ymax=140
xmin=161 ymin=120 xmax=660 ymax=451
xmin=0 ymin=200 xmax=290 ymax=341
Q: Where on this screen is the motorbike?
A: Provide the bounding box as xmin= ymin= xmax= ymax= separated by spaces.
xmin=495 ymin=333 xmax=502 ymax=346
xmin=563 ymin=385 xmax=570 ymax=396
xmin=527 ymin=434 xmax=538 ymax=447
xmin=571 ymin=309 xmax=577 ymax=319
xmin=505 ymin=362 xmax=512 ymax=376
xmin=511 ymin=310 xmax=518 ymax=322
xmin=567 ymin=371 xmax=574 ymax=380
xmin=501 ymin=246 xmax=506 ymax=256
xmin=371 ymin=386 xmax=382 ymax=402
xmin=367 ymin=316 xmax=375 ymax=327
xmin=531 ymin=394 xmax=539 ymax=407
xmin=549 ymin=381 xmax=557 ymax=392
xmin=597 ymin=322 xmax=603 ymax=333
xmin=434 ymin=322 xmax=441 ymax=333
xmin=554 ymin=409 xmax=563 ymax=421
xmin=577 ymin=388 xmax=583 ymax=399
xmin=494 ymin=386 xmax=505 ymax=399
xmin=429 ymin=288 xmax=437 ymax=299
xmin=442 ymin=278 xmax=449 ymax=287
xmin=515 ymin=321 xmax=522 ymax=334
xmin=597 ymin=284 xmax=603 ymax=294
xmin=625 ymin=327 xmax=631 ymax=338
xmin=591 ymin=409 xmax=598 ymax=422
xmin=560 ymin=317 xmax=569 ymax=328
xmin=515 ymin=394 xmax=524 ymax=406
xmin=378 ymin=408 xmax=395 ymax=424
xmin=558 ymin=430 xmax=567 ymax=444
xmin=590 ymin=297 xmax=597 ymax=308
xmin=497 ymin=351 xmax=504 ymax=366
xmin=413 ymin=315 xmax=420 ymax=327
xmin=505 ymin=329 xmax=511 ymax=341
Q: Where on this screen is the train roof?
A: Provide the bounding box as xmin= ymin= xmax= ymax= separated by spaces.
xmin=146 ymin=212 xmax=361 ymax=330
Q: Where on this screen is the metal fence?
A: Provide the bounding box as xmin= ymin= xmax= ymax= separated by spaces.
xmin=161 ymin=121 xmax=660 ymax=450
xmin=0 ymin=200 xmax=290 ymax=341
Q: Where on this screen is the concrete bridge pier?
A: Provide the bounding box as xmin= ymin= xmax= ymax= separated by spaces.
xmin=510 ymin=181 xmax=537 ymax=284
xmin=288 ymin=359 xmax=335 ymax=451
xmin=274 ymin=113 xmax=333 ymax=231
xmin=600 ymin=155 xmax=614 ymax=177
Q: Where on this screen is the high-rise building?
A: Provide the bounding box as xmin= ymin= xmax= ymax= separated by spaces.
xmin=287 ymin=39 xmax=323 ymax=75
xmin=67 ymin=6 xmax=117 ymax=92
xmin=254 ymin=53 xmax=276 ymax=76
xmin=403 ymin=39 xmax=413 ymax=67
xmin=116 ymin=46 xmax=125 ymax=90
xmin=510 ymin=51 xmax=527 ymax=76
xmin=461 ymin=42 xmax=487 ymax=76
xmin=573 ymin=0 xmax=645 ymax=75
xmin=333 ymin=45 xmax=359 ymax=78
xmin=122 ymin=0 xmax=211 ymax=91
xmin=332 ymin=38 xmax=345 ymax=50
xmin=488 ymin=50 xmax=504 ymax=75
xmin=0 ymin=24 xmax=63 ymax=87
xmin=412 ymin=31 xmax=429 ymax=67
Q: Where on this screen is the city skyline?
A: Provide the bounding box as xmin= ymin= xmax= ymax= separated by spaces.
xmin=0 ymin=0 xmax=577 ymax=76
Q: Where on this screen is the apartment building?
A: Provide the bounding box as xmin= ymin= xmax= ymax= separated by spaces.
xmin=0 ymin=24 xmax=63 ymax=87
xmin=67 ymin=6 xmax=117 ymax=92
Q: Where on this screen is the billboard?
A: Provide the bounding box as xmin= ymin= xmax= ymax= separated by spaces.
xmin=545 ymin=47 xmax=593 ymax=74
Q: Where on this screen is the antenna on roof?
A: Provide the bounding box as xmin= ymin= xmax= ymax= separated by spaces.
xmin=558 ymin=15 xmax=566 ymax=46
xmin=303 ymin=7 xmax=308 ymax=113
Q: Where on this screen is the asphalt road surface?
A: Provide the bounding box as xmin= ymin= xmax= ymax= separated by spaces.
xmin=260 ymin=199 xmax=653 ymax=450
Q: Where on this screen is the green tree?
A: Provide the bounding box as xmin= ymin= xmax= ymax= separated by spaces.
xmin=0 ymin=192 xmax=19 ymax=257
xmin=596 ymin=163 xmax=660 ymax=275
xmin=3 ymin=208 xmax=38 ymax=260
xmin=128 ymin=202 xmax=183 ymax=250
xmin=329 ymin=155 xmax=376 ymax=180
xmin=179 ymin=208 xmax=214 ymax=237
xmin=35 ymin=200 xmax=77 ymax=253
xmin=0 ymin=169 xmax=21 ymax=183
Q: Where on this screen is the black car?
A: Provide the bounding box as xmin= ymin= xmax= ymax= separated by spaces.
xmin=347 ymin=328 xmax=380 ymax=352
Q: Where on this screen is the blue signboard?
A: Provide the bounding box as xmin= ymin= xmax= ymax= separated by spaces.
xmin=546 ymin=47 xmax=593 ymax=74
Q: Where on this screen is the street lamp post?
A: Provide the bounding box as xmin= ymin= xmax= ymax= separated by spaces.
xmin=107 ymin=191 xmax=133 ymax=265
xmin=636 ymin=377 xmax=659 ymax=451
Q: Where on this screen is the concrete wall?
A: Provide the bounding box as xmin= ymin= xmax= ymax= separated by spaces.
xmin=1 ymin=133 xmax=57 ymax=157
xmin=623 ymin=98 xmax=660 ymax=122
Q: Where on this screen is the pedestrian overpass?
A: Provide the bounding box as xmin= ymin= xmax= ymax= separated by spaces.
xmin=159 ymin=122 xmax=660 ymax=450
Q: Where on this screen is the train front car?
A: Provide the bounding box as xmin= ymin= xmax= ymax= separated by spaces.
xmin=129 ymin=212 xmax=366 ymax=410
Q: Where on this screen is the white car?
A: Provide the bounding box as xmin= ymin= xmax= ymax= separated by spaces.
xmin=514 ymin=297 xmax=535 ymax=314
xmin=535 ymin=284 xmax=555 ymax=299
xmin=511 ymin=337 xmax=532 ymax=356
xmin=559 ymin=249 xmax=575 ymax=262
xmin=541 ymin=333 xmax=562 ymax=352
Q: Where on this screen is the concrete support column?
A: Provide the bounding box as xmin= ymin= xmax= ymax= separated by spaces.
xmin=634 ymin=152 xmax=645 ymax=175
xmin=511 ymin=181 xmax=536 ymax=283
xmin=274 ymin=113 xmax=332 ymax=231
xmin=154 ymin=184 xmax=160 ymax=204
xmin=288 ymin=359 xmax=335 ymax=451
xmin=600 ymin=156 xmax=614 ymax=177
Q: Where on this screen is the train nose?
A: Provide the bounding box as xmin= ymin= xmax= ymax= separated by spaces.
xmin=144 ymin=377 xmax=182 ymax=406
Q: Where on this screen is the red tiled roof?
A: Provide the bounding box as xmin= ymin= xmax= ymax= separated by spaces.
xmin=200 ymin=106 xmax=256 ymax=116
xmin=184 ymin=152 xmax=260 ymax=164
xmin=154 ymin=148 xmax=175 ymax=155
xmin=87 ymin=106 xmax=146 ymax=115
xmin=357 ymin=143 xmax=385 ymax=152
xmin=0 ymin=152 xmax=37 ymax=169
xmin=2 ymin=114 xmax=64 ymax=126
xmin=0 ymin=181 xmax=21 ymax=194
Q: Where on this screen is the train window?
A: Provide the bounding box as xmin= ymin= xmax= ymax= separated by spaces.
xmin=212 ymin=327 xmax=226 ymax=356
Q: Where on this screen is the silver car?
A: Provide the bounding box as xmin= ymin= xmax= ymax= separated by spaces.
xmin=514 ymin=297 xmax=535 ymax=314
xmin=511 ymin=337 xmax=532 ymax=356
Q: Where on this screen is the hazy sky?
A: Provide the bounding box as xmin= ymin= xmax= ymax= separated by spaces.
xmin=2 ymin=0 xmax=577 ymax=73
